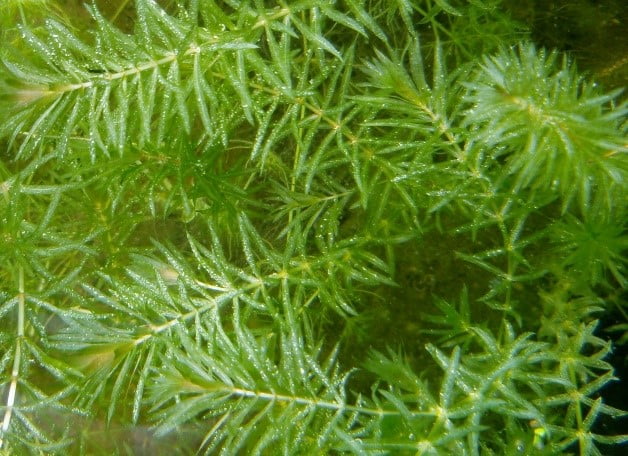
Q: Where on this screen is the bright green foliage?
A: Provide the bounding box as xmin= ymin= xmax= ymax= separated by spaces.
xmin=463 ymin=44 xmax=627 ymax=214
xmin=551 ymin=211 xmax=627 ymax=289
xmin=0 ymin=0 xmax=626 ymax=455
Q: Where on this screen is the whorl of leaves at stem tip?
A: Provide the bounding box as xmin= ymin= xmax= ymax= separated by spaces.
xmin=463 ymin=43 xmax=627 ymax=217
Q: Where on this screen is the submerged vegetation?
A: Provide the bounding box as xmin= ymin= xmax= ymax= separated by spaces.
xmin=0 ymin=0 xmax=626 ymax=454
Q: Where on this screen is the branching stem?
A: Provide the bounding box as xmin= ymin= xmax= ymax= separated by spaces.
xmin=206 ymin=384 xmax=438 ymax=419
xmin=22 ymin=42 xmax=207 ymax=100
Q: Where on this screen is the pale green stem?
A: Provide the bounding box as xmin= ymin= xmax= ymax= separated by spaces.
xmin=0 ymin=267 xmax=25 ymax=449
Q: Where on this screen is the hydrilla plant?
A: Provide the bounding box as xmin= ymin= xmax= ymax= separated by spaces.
xmin=0 ymin=0 xmax=626 ymax=454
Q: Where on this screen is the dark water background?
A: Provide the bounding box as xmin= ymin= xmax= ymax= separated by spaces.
xmin=505 ymin=0 xmax=628 ymax=89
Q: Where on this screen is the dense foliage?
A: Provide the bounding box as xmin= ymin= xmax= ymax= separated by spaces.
xmin=0 ymin=0 xmax=626 ymax=454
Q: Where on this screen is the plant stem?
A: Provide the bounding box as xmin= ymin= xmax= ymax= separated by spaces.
xmin=0 ymin=266 xmax=24 ymax=449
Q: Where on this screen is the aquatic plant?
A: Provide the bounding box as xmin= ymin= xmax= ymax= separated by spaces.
xmin=0 ymin=0 xmax=626 ymax=454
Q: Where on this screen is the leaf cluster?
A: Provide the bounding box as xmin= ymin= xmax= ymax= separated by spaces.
xmin=0 ymin=0 xmax=626 ymax=455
